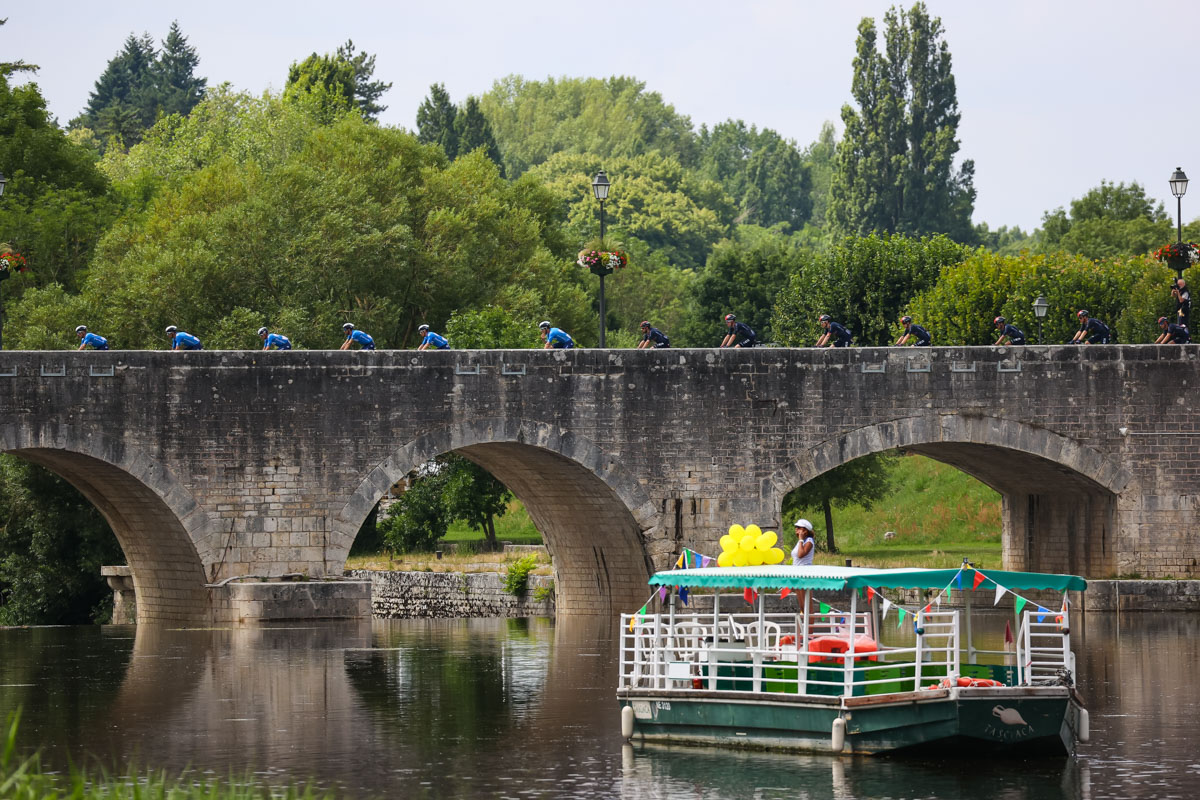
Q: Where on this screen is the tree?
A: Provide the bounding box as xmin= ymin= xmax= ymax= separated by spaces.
xmin=772 ymin=233 xmax=969 ymax=347
xmin=416 ymin=83 xmax=458 ymax=159
xmin=827 ymin=3 xmax=975 ymax=242
xmin=283 ymin=52 xmax=356 ymax=116
xmin=453 ymin=96 xmax=503 ymax=174
xmin=1036 ymin=181 xmax=1171 ymax=260
xmin=336 ymin=40 xmax=391 ymax=121
xmin=698 ymin=120 xmax=814 ymax=230
xmin=782 ymin=454 xmax=897 ymax=553
xmin=441 ymin=455 xmax=512 ymax=550
xmin=378 ymin=466 xmax=449 ymax=553
xmin=0 ymin=18 xmax=38 ymax=76
xmin=156 ymin=21 xmax=206 ymax=118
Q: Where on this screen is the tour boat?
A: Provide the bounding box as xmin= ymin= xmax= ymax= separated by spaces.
xmin=617 ymin=564 xmax=1089 ymax=755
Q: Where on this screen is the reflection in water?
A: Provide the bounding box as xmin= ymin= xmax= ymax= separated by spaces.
xmin=0 ymin=612 xmax=1197 ymax=798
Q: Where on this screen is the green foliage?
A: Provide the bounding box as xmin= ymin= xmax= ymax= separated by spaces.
xmin=0 ymin=456 xmax=121 ymax=625
xmin=828 ymin=3 xmax=975 ymax=241
xmin=697 ymin=120 xmax=813 ymax=230
xmin=378 ymin=469 xmax=449 ymax=554
xmin=479 ymin=75 xmax=700 ymax=177
xmin=532 ymin=581 xmax=554 ymax=603
xmin=283 ymin=52 xmax=356 ymax=120
xmin=905 ymin=249 xmax=1174 ymax=345
xmin=772 ymin=232 xmax=968 ymax=347
xmin=441 ymin=455 xmax=512 ymax=548
xmin=1037 ymin=181 xmax=1171 ymax=260
xmin=502 ymin=554 xmax=539 ymax=598
xmin=335 ymin=40 xmax=391 ymax=121
xmin=453 ymin=96 xmax=504 ymax=175
xmin=416 ymin=83 xmax=458 ymax=159
xmin=782 ymin=452 xmax=897 ymax=552
xmin=445 ymin=305 xmax=534 ymax=348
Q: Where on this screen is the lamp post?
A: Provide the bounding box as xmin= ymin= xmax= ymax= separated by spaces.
xmin=1032 ymin=295 xmax=1048 ymax=345
xmin=1170 ymin=167 xmax=1189 ymax=278
xmin=591 ymin=170 xmax=610 ymax=347
xmin=0 ymin=170 xmax=8 ymax=352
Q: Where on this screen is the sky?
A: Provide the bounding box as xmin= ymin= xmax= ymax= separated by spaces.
xmin=6 ymin=0 xmax=1199 ymax=232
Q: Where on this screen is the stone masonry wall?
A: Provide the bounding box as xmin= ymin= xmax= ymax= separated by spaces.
xmin=349 ymin=570 xmax=556 ymax=619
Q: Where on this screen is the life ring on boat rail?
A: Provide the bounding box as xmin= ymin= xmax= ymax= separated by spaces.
xmin=924 ymin=677 xmax=1005 ymax=689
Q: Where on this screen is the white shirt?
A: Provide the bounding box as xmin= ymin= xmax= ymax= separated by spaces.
xmin=792 ymin=532 xmax=815 ymax=566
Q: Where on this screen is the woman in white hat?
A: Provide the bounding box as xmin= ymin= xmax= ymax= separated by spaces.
xmin=792 ymin=519 xmax=815 ymax=566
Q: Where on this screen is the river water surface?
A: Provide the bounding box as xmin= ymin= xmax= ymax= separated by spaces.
xmin=1 ymin=612 xmax=1198 ymax=799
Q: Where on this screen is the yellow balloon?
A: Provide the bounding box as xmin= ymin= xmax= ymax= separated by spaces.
xmin=732 ymin=551 xmax=748 ymax=567
xmin=747 ymin=549 xmax=765 ymax=566
xmin=746 ymin=524 xmax=762 ymax=538
xmin=717 ymin=551 xmax=734 ymax=567
xmin=739 ymin=534 xmax=758 ymax=552
xmin=762 ymin=531 xmax=778 ymax=548
xmin=720 ymin=534 xmax=736 ymax=553
xmin=766 ymin=547 xmax=785 ymax=565
xmin=728 ymin=524 xmax=745 ymax=538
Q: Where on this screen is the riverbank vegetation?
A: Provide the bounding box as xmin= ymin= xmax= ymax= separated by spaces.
xmin=1 ymin=4 xmax=1195 ymax=623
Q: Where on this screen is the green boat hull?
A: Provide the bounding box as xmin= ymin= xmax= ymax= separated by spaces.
xmin=619 ymin=687 xmax=1082 ymax=755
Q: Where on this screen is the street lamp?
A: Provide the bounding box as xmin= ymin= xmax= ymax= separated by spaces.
xmin=1170 ymin=167 xmax=1189 ymax=278
xmin=0 ymin=170 xmax=8 ymax=352
xmin=1032 ymin=295 xmax=1049 ymax=345
xmin=591 ymin=170 xmax=611 ymax=347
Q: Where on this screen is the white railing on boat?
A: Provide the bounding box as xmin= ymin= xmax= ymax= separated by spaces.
xmin=618 ymin=607 xmax=1071 ymax=698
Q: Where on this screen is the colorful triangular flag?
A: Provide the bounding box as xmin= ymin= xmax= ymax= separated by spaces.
xmin=678 ymin=586 xmax=689 ymax=606
xmin=994 ymin=583 xmax=1006 ymax=606
xmin=897 ymin=608 xmax=907 ymax=627
xmin=693 ymin=552 xmax=704 ymax=569
xmin=658 ymin=586 xmax=667 ymax=602
xmin=972 ymin=570 xmax=985 ymax=590
xmin=1004 ymin=619 xmax=1014 ymax=645
xmin=675 ymin=552 xmax=685 ymax=568
xmin=701 ymin=555 xmax=712 ymax=568
xmin=1014 ymin=597 xmax=1027 ymax=616
xmin=881 ymin=597 xmax=892 ymax=620
xmin=1036 ymin=607 xmax=1047 ymax=623
xmin=819 ymin=601 xmax=831 ymax=615
xmin=780 ymin=587 xmax=792 ymax=599
xmin=743 ymin=587 xmax=757 ymax=605
xmin=866 ymin=587 xmax=875 ymax=602
xmin=955 ymin=571 xmax=963 ymax=590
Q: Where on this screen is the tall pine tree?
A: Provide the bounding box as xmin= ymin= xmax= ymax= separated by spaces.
xmin=453 ymin=96 xmax=503 ymax=175
xmin=336 ymin=40 xmax=391 ymax=120
xmin=156 ymin=21 xmax=206 ymax=118
xmin=416 ymin=83 xmax=458 ymax=159
xmin=828 ymin=2 xmax=975 ymax=242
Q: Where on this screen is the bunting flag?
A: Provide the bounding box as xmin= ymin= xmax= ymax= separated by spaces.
xmin=675 ymin=552 xmax=686 ymax=568
xmin=972 ymin=570 xmax=985 ymax=590
xmin=819 ymin=601 xmax=831 ymax=615
xmin=897 ymin=608 xmax=907 ymax=627
xmin=881 ymin=597 xmax=892 ymax=620
xmin=866 ymin=587 xmax=875 ymax=602
xmin=780 ymin=587 xmax=792 ymax=599
xmin=1036 ymin=607 xmax=1047 ymax=623
xmin=700 ymin=555 xmax=712 ymax=568
xmin=922 ymin=604 xmax=932 ymax=615
xmin=1004 ymin=619 xmax=1014 ymax=645
xmin=1014 ymin=597 xmax=1027 ymax=616
xmin=678 ymin=586 xmax=689 ymax=606
xmin=955 ymin=571 xmax=963 ymax=590
xmin=693 ymin=552 xmax=704 ymax=569
xmin=743 ymin=587 xmax=757 ymax=605
xmin=994 ymin=583 xmax=1007 ymax=606
xmin=629 ymin=605 xmax=646 ymax=632
xmin=934 ymin=594 xmax=942 ymax=607
xmin=658 ymin=586 xmax=667 ymax=602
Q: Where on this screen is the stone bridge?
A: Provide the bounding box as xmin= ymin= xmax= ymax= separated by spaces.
xmin=1 ymin=346 xmax=1196 ymax=623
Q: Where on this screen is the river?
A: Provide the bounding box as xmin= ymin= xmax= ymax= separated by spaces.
xmin=1 ymin=611 xmax=1197 ymax=799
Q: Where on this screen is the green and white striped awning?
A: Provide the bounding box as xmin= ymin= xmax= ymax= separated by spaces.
xmin=647 ymin=565 xmax=1086 ymax=593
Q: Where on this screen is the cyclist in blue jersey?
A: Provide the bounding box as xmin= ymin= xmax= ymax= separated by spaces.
xmin=637 ymin=320 xmax=670 ymax=349
xmin=719 ymin=313 xmax=757 ymax=348
xmin=895 ymin=316 xmax=931 ymax=346
xmin=165 ymin=325 xmax=202 ymax=350
xmin=993 ymin=316 xmax=1026 ymax=346
xmin=1071 ymin=310 xmax=1111 ymax=344
xmin=258 ymin=326 xmax=292 ymax=350
xmin=75 ymin=325 xmax=109 ymax=350
xmin=1155 ymin=316 xmax=1191 ymax=344
xmin=539 ymin=321 xmax=574 ymax=349
xmin=416 ymin=324 xmax=450 ymax=350
xmin=815 ymin=314 xmax=853 ymax=348
xmin=340 ymin=322 xmax=375 ymax=350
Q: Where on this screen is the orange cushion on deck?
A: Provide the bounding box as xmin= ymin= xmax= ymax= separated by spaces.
xmin=807 ymin=635 xmax=879 ymax=664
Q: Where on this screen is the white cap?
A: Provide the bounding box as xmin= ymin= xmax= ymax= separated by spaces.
xmin=794 ymin=519 xmax=813 ymax=531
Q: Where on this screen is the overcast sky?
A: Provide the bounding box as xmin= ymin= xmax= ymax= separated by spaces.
xmin=7 ymin=0 xmax=1199 ymax=231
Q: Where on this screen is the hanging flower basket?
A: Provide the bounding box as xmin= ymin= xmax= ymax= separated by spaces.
xmin=0 ymin=251 xmax=27 ymax=281
xmin=1152 ymin=241 xmax=1199 ymax=271
xmin=577 ymin=248 xmax=628 ymax=277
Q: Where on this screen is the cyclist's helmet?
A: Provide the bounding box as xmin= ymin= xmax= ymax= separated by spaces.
xmin=1077 ymin=309 xmax=1088 ymax=319
xmin=900 ymin=316 xmax=912 ymax=325
xmin=1158 ymin=316 xmax=1169 ymax=326
xmin=819 ymin=314 xmax=831 ymax=322
xmin=75 ymin=325 xmax=87 ymax=334
xmin=724 ymin=314 xmax=736 ymax=322
xmin=539 ymin=321 xmax=551 ymax=330
xmin=343 ymin=323 xmax=355 ymax=331
xmin=640 ymin=320 xmax=651 ymax=329
xmin=165 ymin=325 xmax=177 ymax=335
xmin=993 ymin=316 xmax=1005 ymax=327
xmin=257 ymin=327 xmax=268 ymax=336
xmin=418 ymin=324 xmax=429 ymax=333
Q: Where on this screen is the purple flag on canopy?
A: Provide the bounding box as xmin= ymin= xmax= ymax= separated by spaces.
xmin=659 ymin=586 xmax=667 ymax=602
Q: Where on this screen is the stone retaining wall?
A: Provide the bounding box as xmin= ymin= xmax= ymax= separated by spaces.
xmin=348 ymin=570 xmax=555 ymax=619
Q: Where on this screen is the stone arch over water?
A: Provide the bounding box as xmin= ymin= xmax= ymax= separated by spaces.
xmin=0 ymin=424 xmax=213 ymax=623
xmin=767 ymin=414 xmax=1135 ymax=577
xmin=332 ymin=418 xmax=660 ymax=616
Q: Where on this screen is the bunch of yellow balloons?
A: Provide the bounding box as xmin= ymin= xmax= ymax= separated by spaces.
xmin=716 ymin=524 xmax=786 ymax=567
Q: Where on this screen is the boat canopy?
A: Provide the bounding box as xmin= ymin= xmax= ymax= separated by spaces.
xmin=647 ymin=565 xmax=1086 ymax=593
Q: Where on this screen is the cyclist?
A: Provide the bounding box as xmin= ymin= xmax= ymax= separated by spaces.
xmin=1155 ymin=316 xmax=1191 ymax=344
xmin=416 ymin=324 xmax=450 ymax=350
xmin=895 ymin=316 xmax=931 ymax=347
xmin=258 ymin=327 xmax=292 ymax=350
xmin=1070 ymin=310 xmax=1111 ymax=344
xmin=993 ymin=316 xmax=1026 ymax=346
xmin=539 ymin=321 xmax=575 ymax=349
xmin=340 ymin=323 xmax=375 ymax=351
xmin=75 ymin=325 xmax=109 ymax=351
xmin=637 ymin=320 xmax=670 ymax=349
xmin=719 ymin=313 xmax=757 ymax=348
xmin=165 ymin=325 xmax=202 ymax=351
xmin=815 ymin=314 xmax=853 ymax=348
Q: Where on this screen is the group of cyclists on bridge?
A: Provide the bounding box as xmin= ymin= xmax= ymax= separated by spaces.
xmin=72 ymin=286 xmax=1194 ymax=352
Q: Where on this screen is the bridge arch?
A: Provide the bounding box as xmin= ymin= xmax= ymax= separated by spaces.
xmin=332 ymin=418 xmax=660 ymax=616
xmin=0 ymin=425 xmax=214 ymax=623
xmin=767 ymin=414 xmax=1135 ymax=576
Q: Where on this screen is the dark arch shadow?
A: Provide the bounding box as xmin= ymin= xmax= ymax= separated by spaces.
xmin=331 ymin=418 xmax=661 ymax=616
xmin=0 ymin=425 xmax=214 ymax=623
xmin=767 ymin=414 xmax=1135 ymax=576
